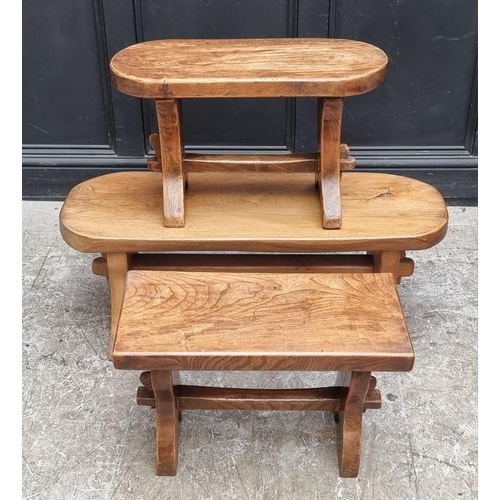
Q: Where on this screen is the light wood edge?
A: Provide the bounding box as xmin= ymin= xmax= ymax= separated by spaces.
xmin=110 ymin=64 xmax=387 ymax=99
xmin=58 ymin=172 xmax=449 ymax=254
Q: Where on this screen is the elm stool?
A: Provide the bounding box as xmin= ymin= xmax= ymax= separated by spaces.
xmin=113 ymin=271 xmax=414 ymax=477
xmin=109 ymin=38 xmax=389 ymax=229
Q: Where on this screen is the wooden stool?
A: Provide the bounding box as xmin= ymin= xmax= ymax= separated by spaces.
xmin=113 ymin=270 xmax=414 ymax=477
xmin=110 ymin=38 xmax=388 ymax=229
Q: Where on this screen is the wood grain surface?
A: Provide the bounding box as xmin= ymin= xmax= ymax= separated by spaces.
xmin=106 ymin=252 xmax=131 ymax=360
xmin=338 ymin=371 xmax=372 ymax=477
xmin=91 ymin=253 xmax=415 ymax=278
xmin=113 ymin=271 xmax=414 ymax=371
xmin=155 ymin=99 xmax=185 ymax=227
xmin=60 ymin=171 xmax=448 ymax=253
xmin=147 ymin=152 xmax=356 ymax=173
xmin=110 ymin=38 xmax=388 ymax=98
xmin=319 ymin=98 xmax=344 ymax=228
xmin=151 ymin=370 xmax=178 ymax=475
xmin=137 ymin=384 xmax=382 ymax=412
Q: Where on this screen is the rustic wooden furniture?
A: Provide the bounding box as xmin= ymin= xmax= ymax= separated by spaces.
xmin=113 ymin=270 xmax=414 ymax=477
xmin=59 ymin=169 xmax=448 ymax=476
xmin=60 ymin=170 xmax=448 ymax=358
xmin=109 ymin=38 xmax=389 ymax=229
xmin=59 ymin=37 xmax=448 ymax=478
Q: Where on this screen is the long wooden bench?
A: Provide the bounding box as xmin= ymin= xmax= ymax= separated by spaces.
xmin=113 ymin=270 xmax=414 ymax=477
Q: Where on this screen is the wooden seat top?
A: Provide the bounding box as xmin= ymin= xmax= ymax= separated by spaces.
xmin=112 ymin=271 xmax=414 ymax=372
xmin=110 ymin=38 xmax=388 ymax=98
xmin=60 ymin=171 xmax=448 ymax=254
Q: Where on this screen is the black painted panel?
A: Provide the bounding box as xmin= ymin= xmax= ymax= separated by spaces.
xmin=294 ymin=0 xmax=330 ymax=152
xmin=335 ymin=0 xmax=478 ymax=147
xmin=138 ymin=0 xmax=294 ymax=148
xmin=22 ymin=0 xmax=478 ymax=200
xmin=179 ymin=99 xmax=287 ymax=148
xmin=101 ymin=0 xmax=145 ymax=155
xmin=22 ymin=1 xmax=109 ymax=145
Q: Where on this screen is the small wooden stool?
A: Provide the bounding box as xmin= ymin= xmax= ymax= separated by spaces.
xmin=113 ymin=270 xmax=414 ymax=477
xmin=110 ymin=38 xmax=388 ymax=229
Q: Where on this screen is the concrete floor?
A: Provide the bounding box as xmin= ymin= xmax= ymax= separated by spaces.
xmin=22 ymin=202 xmax=477 ymax=500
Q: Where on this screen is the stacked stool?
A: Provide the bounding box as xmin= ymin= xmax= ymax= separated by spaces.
xmin=60 ymin=38 xmax=448 ymax=477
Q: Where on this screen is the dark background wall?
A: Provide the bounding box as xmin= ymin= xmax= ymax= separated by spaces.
xmin=22 ymin=0 xmax=478 ymax=203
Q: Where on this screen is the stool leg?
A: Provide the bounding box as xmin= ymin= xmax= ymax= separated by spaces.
xmin=319 ymin=97 xmax=344 ymax=229
xmin=151 ymin=370 xmax=178 ymax=475
xmin=155 ymin=99 xmax=185 ymax=228
xmin=106 ymin=252 xmax=132 ymax=360
xmin=371 ymin=250 xmax=402 ymax=279
xmin=337 ymin=371 xmax=371 ymax=477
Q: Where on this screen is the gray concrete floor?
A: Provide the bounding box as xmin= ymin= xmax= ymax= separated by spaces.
xmin=22 ymin=202 xmax=477 ymax=500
